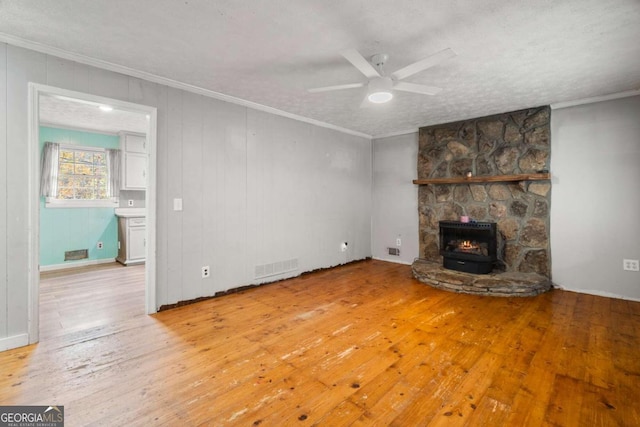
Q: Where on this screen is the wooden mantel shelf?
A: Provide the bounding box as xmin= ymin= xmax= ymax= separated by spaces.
xmin=412 ymin=172 xmax=550 ymax=185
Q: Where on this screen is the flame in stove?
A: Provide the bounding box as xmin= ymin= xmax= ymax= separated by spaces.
xmin=460 ymin=240 xmax=474 ymax=250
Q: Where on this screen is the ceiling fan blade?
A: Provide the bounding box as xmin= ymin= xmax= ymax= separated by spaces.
xmin=391 ymin=48 xmax=456 ymax=81
xmin=341 ymin=49 xmax=380 ymax=79
xmin=394 ymin=81 xmax=443 ymax=96
xmin=307 ymin=82 xmax=365 ymax=93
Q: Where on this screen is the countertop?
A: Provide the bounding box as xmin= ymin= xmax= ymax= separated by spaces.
xmin=114 ymin=208 xmax=146 ymax=218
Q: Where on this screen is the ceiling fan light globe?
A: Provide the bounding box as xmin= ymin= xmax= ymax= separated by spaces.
xmin=368 ymin=91 xmax=393 ymax=103
xmin=367 ymin=76 xmax=393 ymax=103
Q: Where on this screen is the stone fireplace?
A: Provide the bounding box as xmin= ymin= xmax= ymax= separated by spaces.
xmin=412 ymin=106 xmax=552 ymax=296
xmin=418 ymin=106 xmax=552 ymax=275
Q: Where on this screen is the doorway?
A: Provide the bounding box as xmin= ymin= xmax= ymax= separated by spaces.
xmin=28 ymin=84 xmax=157 ymax=344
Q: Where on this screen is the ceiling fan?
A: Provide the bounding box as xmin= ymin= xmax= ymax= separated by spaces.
xmin=308 ymin=48 xmax=456 ymax=104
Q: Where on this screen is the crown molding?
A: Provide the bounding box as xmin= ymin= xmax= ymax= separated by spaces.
xmin=0 ymin=32 xmax=372 ymax=140
xmin=551 ymin=89 xmax=640 ymax=110
xmin=372 ymin=128 xmax=419 ymax=140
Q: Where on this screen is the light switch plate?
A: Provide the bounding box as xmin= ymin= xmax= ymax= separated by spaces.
xmin=173 ymin=198 xmax=183 ymax=211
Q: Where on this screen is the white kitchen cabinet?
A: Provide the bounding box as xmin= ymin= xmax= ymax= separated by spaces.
xmin=127 ymin=225 xmax=146 ymax=261
xmin=123 ymin=152 xmax=146 ymax=189
xmin=119 ymin=132 xmax=147 ymax=190
xmin=116 ymin=216 xmax=146 ymax=265
xmin=122 ymin=133 xmax=146 ymax=153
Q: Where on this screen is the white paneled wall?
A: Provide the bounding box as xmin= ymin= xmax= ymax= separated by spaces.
xmin=6 ymin=47 xmax=46 ymax=342
xmin=0 ymin=43 xmax=6 ymax=342
xmin=247 ymin=111 xmax=371 ymax=278
xmin=551 ymin=96 xmax=640 ymax=300
xmin=372 ymin=133 xmax=419 ymax=265
xmin=0 ymin=44 xmax=372 ymax=349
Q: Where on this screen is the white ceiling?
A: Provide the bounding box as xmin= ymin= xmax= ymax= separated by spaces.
xmin=1 ymin=0 xmax=639 ymax=137
xmin=39 ymin=95 xmax=149 ymax=134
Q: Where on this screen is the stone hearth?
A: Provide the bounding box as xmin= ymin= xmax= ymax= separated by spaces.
xmin=412 ymin=258 xmax=551 ymax=297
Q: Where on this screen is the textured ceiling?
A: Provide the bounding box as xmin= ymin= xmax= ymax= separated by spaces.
xmin=1 ymin=0 xmax=639 ymax=137
xmin=40 ymin=95 xmax=149 ymax=134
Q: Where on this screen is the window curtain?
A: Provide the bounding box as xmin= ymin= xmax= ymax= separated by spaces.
xmin=40 ymin=142 xmax=60 ymax=197
xmin=106 ymin=148 xmax=121 ymax=198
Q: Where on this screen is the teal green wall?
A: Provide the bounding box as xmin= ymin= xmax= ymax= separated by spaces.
xmin=40 ymin=127 xmax=119 ymax=267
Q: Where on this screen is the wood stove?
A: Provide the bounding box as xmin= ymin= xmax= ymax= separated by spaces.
xmin=439 ymin=221 xmax=497 ymax=274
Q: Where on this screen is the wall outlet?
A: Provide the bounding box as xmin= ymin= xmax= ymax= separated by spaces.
xmin=127 ymin=199 xmax=134 ymax=207
xmin=340 ymin=242 xmax=348 ymax=252
xmin=97 ymin=241 xmax=103 ymax=249
xmin=396 ymin=237 xmax=402 ymax=246
xmin=623 ymin=259 xmax=639 ymax=272
xmin=202 ymin=266 xmax=210 ymax=278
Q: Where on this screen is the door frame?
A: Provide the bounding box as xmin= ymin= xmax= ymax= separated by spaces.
xmin=27 ymin=83 xmax=158 ymax=343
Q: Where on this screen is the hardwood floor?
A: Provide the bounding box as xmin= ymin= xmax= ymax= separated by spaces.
xmin=39 ymin=262 xmax=145 ymax=340
xmin=1 ymin=260 xmax=638 ymax=426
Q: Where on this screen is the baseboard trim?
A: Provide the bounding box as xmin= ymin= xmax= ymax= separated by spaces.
xmin=372 ymin=256 xmax=413 ymax=266
xmin=0 ymin=334 xmax=29 ymax=351
xmin=552 ymin=284 xmax=640 ymax=302
xmin=40 ymin=258 xmax=116 ymax=272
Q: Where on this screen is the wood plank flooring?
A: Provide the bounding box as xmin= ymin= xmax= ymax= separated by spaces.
xmin=38 ymin=262 xmax=145 ymax=340
xmin=1 ymin=260 xmax=639 ymax=426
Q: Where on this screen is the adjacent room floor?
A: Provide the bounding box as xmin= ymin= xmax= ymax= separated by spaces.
xmin=1 ymin=260 xmax=638 ymax=426
xmin=39 ymin=262 xmax=145 ymax=341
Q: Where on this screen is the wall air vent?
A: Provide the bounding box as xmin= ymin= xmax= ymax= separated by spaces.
xmin=255 ymin=258 xmax=299 ymax=280
xmin=65 ymin=249 xmax=89 ymax=261
xmin=388 ymin=247 xmax=400 ymax=256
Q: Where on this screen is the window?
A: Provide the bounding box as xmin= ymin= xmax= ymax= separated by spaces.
xmin=58 ymin=147 xmax=108 ymax=199
xmin=45 ymin=144 xmax=119 ymax=208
